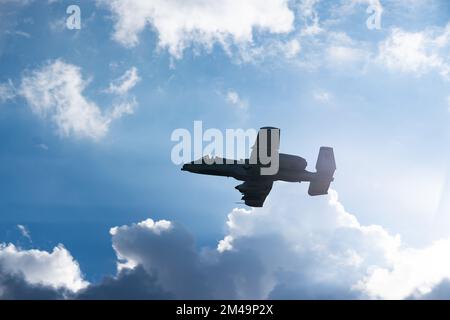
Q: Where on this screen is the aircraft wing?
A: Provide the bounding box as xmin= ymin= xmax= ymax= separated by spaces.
xmin=235 ymin=180 xmax=274 ymax=207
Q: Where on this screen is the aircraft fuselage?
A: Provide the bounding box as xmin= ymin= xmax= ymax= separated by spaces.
xmin=181 ymin=153 xmax=318 ymax=183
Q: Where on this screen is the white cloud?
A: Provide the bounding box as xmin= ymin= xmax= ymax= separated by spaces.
xmin=357 ymin=238 xmax=450 ymax=299
xmin=108 ymin=99 xmax=137 ymax=121
xmin=217 ymin=235 xmax=234 ymax=253
xmin=326 ymin=32 xmax=370 ymax=65
xmin=377 ymin=25 xmax=450 ymax=79
xmin=0 ymin=80 xmax=16 ymax=103
xmin=222 ymin=188 xmax=450 ymax=299
xmin=107 ymin=218 xmax=211 ymax=298
xmin=19 ymin=60 xmax=137 ymax=140
xmin=226 ymin=90 xmax=248 ymax=109
xmin=0 ymin=244 xmax=88 ymax=292
xmin=236 ymin=38 xmax=301 ymax=64
xmin=17 ymin=225 xmax=31 ymax=242
xmin=19 ymin=61 xmax=108 ymax=140
xmin=283 ymin=39 xmax=301 ymax=58
xmin=327 ymin=45 xmax=366 ymax=64
xmin=107 ymin=67 xmax=141 ymax=95
xmin=288 ymin=30 xmax=371 ymax=71
xmin=297 ymin=0 xmax=323 ymax=36
xmin=98 ymin=0 xmax=295 ymax=59
xmin=110 ymin=219 xmax=173 ymax=272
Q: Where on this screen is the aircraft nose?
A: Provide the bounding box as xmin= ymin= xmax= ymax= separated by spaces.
xmin=181 ymin=163 xmax=193 ymax=171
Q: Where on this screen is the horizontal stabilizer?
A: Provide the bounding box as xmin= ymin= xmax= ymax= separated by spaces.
xmin=308 ymin=179 xmax=333 ymax=196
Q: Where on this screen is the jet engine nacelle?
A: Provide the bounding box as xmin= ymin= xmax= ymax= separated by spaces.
xmin=279 ymin=153 xmax=307 ymax=171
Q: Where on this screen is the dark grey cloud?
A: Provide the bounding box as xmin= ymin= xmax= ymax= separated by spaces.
xmin=76 ymin=266 xmax=171 ymax=300
xmin=73 ymin=215 xmax=367 ymax=300
xmin=0 ymin=267 xmax=65 ymax=300
xmin=268 ymin=270 xmax=360 ymax=300
xmin=409 ymin=279 xmax=450 ymax=300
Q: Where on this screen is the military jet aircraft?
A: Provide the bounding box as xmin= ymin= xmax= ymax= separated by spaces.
xmin=182 ymin=127 xmax=336 ymax=207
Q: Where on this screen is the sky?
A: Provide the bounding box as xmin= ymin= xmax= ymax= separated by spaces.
xmin=1 ymin=0 xmax=450 ymax=299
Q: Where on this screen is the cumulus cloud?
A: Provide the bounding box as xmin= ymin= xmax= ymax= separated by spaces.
xmin=0 ymin=271 xmax=64 ymax=300
xmin=19 ymin=60 xmax=138 ymax=140
xmin=0 ymin=243 xmax=88 ymax=297
xmin=49 ymin=186 xmax=447 ymax=300
xmin=357 ymin=238 xmax=450 ymax=299
xmin=223 ymin=188 xmax=450 ymax=299
xmin=220 ymin=188 xmax=450 ymax=300
xmin=4 ymin=186 xmax=450 ymax=299
xmin=216 ymin=188 xmax=399 ymax=299
xmin=108 ymin=219 xmax=212 ymax=298
xmin=377 ymin=25 xmax=450 ymax=79
xmin=101 ymin=218 xmax=272 ymax=299
xmin=98 ymin=0 xmax=295 ymax=59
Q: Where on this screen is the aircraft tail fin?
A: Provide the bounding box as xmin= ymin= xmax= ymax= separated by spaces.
xmin=308 ymin=147 xmax=336 ymax=196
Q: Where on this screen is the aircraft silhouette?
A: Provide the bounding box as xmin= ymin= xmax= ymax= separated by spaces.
xmin=182 ymin=127 xmax=336 ymax=207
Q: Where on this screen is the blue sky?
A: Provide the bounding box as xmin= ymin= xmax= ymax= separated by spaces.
xmin=1 ymin=0 xmax=450 ymax=299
